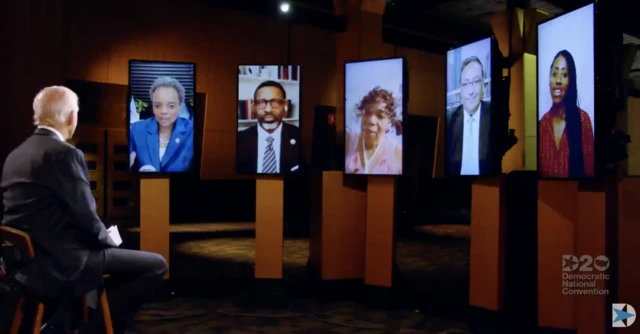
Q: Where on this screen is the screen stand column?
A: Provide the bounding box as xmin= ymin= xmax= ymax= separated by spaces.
xmin=468 ymin=177 xmax=506 ymax=333
xmin=538 ymin=180 xmax=578 ymax=331
xmin=364 ymin=177 xmax=395 ymax=308
xmin=538 ymin=180 xmax=615 ymax=333
xmin=139 ymin=177 xmax=171 ymax=298
xmin=254 ymin=177 xmax=285 ymax=308
xmin=618 ymin=178 xmax=640 ymax=324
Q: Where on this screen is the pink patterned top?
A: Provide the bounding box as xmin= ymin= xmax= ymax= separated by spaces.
xmin=345 ymin=133 xmax=402 ymax=175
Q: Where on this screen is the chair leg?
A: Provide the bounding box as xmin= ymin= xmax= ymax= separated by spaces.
xmin=100 ymin=290 xmax=114 ymax=334
xmin=82 ymin=293 xmax=89 ymax=322
xmin=32 ymin=302 xmax=45 ymax=334
xmin=9 ymin=297 xmax=24 ymax=334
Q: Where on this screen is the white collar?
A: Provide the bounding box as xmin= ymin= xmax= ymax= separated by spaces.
xmin=463 ymin=106 xmax=480 ymax=122
xmin=257 ymin=122 xmax=283 ymax=139
xmin=37 ymin=125 xmax=65 ymax=142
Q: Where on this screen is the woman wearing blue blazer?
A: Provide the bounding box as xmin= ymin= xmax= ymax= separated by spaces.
xmin=129 ymin=76 xmax=194 ymax=172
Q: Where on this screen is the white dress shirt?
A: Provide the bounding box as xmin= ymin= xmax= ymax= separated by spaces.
xmin=361 ymin=137 xmax=382 ymax=174
xmin=256 ymin=123 xmax=282 ymax=173
xmin=460 ymin=108 xmax=480 ymax=175
xmin=37 ymin=125 xmax=65 ymax=142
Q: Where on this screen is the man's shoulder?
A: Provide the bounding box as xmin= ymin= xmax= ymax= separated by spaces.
xmin=452 ymin=105 xmax=464 ymax=116
xmin=50 ymin=141 xmax=82 ymax=163
xmin=4 ymin=136 xmax=77 ymax=173
xmin=238 ymin=125 xmax=257 ymax=138
xmin=282 ymin=122 xmax=300 ymax=137
xmin=29 ymin=134 xmax=77 ymax=156
xmin=481 ymin=100 xmax=492 ymax=113
xmin=448 ymin=106 xmax=463 ymax=125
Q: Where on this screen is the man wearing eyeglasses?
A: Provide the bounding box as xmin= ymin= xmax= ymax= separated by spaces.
xmin=446 ymin=56 xmax=493 ymax=176
xmin=237 ymin=80 xmax=301 ymax=174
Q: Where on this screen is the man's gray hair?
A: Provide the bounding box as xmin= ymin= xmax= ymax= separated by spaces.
xmin=32 ymin=86 xmax=79 ymax=126
xmin=149 ymin=76 xmax=186 ymax=105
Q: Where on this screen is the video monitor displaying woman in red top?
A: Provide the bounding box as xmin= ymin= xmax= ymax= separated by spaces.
xmin=537 ymin=4 xmax=595 ymax=178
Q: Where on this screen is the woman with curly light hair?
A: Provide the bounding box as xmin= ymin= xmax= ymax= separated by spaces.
xmin=345 ymin=87 xmax=403 ymax=175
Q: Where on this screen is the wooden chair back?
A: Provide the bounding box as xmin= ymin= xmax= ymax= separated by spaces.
xmin=0 ymin=226 xmax=35 ymax=275
xmin=1 ymin=226 xmax=115 ymax=334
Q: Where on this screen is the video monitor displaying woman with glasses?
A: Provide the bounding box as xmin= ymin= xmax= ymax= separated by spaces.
xmin=236 ymin=65 xmax=302 ymax=175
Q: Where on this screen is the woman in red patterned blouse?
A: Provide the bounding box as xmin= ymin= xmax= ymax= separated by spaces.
xmin=539 ymin=50 xmax=594 ymax=178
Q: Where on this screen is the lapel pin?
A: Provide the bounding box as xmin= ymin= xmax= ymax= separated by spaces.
xmin=290 ymin=139 xmax=296 ymax=145
xmin=175 ymin=138 xmax=180 ymax=144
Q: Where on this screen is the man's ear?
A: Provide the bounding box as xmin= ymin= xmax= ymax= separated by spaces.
xmin=67 ymin=110 xmax=77 ymax=126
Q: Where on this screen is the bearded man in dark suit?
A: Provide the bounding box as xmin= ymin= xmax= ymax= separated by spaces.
xmin=237 ymin=80 xmax=301 ymax=174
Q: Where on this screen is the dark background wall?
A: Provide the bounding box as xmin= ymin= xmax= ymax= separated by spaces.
xmin=1 ymin=0 xmax=468 ymax=226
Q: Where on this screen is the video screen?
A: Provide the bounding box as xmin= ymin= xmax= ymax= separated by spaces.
xmin=445 ymin=37 xmax=494 ymax=176
xmin=236 ymin=65 xmax=301 ymax=175
xmin=344 ymin=58 xmax=404 ymax=175
xmin=127 ymin=60 xmax=196 ymax=173
xmin=537 ymin=3 xmax=595 ymax=178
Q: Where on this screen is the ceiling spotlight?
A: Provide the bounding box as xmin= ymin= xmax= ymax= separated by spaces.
xmin=280 ymin=2 xmax=290 ymax=13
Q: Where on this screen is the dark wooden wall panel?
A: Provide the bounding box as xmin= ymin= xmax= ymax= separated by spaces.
xmin=70 ymin=126 xmax=107 ymax=219
xmin=107 ymin=129 xmax=139 ymax=227
xmin=291 ymin=24 xmax=338 ymax=163
xmin=396 ymin=46 xmax=446 ymax=176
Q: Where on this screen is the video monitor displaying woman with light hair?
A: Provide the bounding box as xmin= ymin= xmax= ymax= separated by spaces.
xmin=344 ymin=58 xmax=405 ymax=176
xmin=537 ymin=4 xmax=595 ymax=179
xmin=127 ymin=60 xmax=196 ymax=173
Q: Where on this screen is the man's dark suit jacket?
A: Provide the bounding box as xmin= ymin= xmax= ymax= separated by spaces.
xmin=236 ymin=122 xmax=301 ymax=174
xmin=446 ymin=101 xmax=494 ymax=176
xmin=1 ymin=128 xmax=116 ymax=299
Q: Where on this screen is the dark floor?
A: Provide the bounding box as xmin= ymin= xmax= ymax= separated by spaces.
xmin=125 ymin=222 xmax=471 ymax=333
xmin=1 ymin=223 xmax=471 ymax=334
xmin=128 ymin=297 xmax=468 ymax=333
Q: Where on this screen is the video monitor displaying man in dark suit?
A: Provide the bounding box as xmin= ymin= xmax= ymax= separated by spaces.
xmin=445 ymin=37 xmax=494 ymax=176
xmin=236 ymin=65 xmax=301 ymax=175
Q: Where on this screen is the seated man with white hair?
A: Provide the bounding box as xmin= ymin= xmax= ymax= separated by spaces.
xmin=1 ymin=86 xmax=168 ymax=334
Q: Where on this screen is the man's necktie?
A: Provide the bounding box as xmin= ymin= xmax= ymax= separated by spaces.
xmin=262 ymin=136 xmax=277 ymax=173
